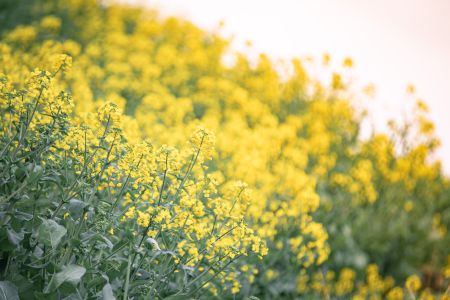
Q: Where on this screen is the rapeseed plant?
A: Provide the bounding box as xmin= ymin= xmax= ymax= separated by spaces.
xmin=0 ymin=0 xmax=449 ymax=299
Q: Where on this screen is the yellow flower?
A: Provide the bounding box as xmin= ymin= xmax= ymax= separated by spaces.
xmin=343 ymin=57 xmax=353 ymax=68
xmin=387 ymin=287 xmax=404 ymax=300
xmin=136 ymin=211 xmax=150 ymax=227
xmin=405 ymin=274 xmax=422 ymax=292
xmin=404 ymin=201 xmax=414 ymax=212
xmin=40 ymin=16 xmax=62 ymax=32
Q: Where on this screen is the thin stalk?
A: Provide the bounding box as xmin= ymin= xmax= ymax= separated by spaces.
xmin=91 ymin=242 xmax=128 ymax=268
xmin=173 ymin=134 xmax=205 ymax=200
xmin=109 ymin=154 xmax=143 ymax=215
xmin=123 ymin=245 xmax=133 ymax=300
xmin=188 ymin=254 xmax=241 ymax=297
xmin=63 ymin=115 xmax=111 ymax=202
xmin=161 ymin=224 xmax=239 ymax=280
xmin=3 ymin=256 xmax=11 ymax=278
xmin=86 ymin=133 xmax=117 ymax=206
xmin=11 ymin=89 xmax=43 ymax=161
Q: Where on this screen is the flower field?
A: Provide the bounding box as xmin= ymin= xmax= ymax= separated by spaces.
xmin=0 ymin=0 xmax=449 ymax=299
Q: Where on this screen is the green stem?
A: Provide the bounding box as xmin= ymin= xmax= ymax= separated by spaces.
xmin=11 ymin=89 xmax=43 ymax=161
xmin=189 ymin=255 xmax=241 ymax=297
xmin=63 ymin=115 xmax=111 ymax=202
xmin=3 ymin=256 xmax=11 ymax=279
xmin=91 ymin=242 xmax=128 ymax=268
xmin=123 ymin=245 xmax=133 ymax=300
xmin=173 ymin=134 xmax=204 ymax=201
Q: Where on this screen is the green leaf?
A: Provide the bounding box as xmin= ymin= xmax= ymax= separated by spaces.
xmin=38 ymin=219 xmax=67 ymax=248
xmin=9 ymin=273 xmax=34 ymax=300
xmin=6 ymin=228 xmax=23 ymax=246
xmin=44 ymin=265 xmax=86 ymax=293
xmin=62 ymin=293 xmax=82 ymax=300
xmin=0 ymin=281 xmax=19 ymax=300
xmin=102 ymin=283 xmax=116 ymax=300
xmin=80 ymin=232 xmax=113 ymax=249
xmin=68 ymin=199 xmax=86 ymax=219
xmin=14 ymin=210 xmax=33 ymax=221
xmin=86 ymin=276 xmax=105 ymax=289
xmin=34 ymin=291 xmax=57 ymax=300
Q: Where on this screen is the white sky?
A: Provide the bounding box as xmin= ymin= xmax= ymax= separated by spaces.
xmin=138 ymin=0 xmax=450 ymax=174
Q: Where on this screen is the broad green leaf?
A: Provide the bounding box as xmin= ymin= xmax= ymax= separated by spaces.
xmin=146 ymin=237 xmax=161 ymax=250
xmin=9 ymin=273 xmax=34 ymax=300
xmin=102 ymin=283 xmax=116 ymax=300
xmin=62 ymin=293 xmax=82 ymax=300
xmin=34 ymin=291 xmax=57 ymax=300
xmin=33 ymin=246 xmax=44 ymax=258
xmin=86 ymin=276 xmax=105 ymax=290
xmin=45 ymin=265 xmax=86 ymax=293
xmin=80 ymin=232 xmax=113 ymax=249
xmin=14 ymin=210 xmax=33 ymax=221
xmin=7 ymin=228 xmax=23 ymax=246
xmin=0 ymin=281 xmax=19 ymax=300
xmin=68 ymin=199 xmax=86 ymax=219
xmin=38 ymin=219 xmax=67 ymax=248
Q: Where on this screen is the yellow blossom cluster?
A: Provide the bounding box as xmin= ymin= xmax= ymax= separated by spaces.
xmin=0 ymin=59 xmax=266 ymax=296
xmin=296 ymin=265 xmax=450 ymax=300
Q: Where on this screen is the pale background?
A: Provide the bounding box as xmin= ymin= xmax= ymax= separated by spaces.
xmin=131 ymin=0 xmax=450 ymax=174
